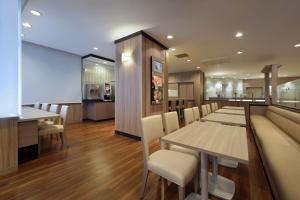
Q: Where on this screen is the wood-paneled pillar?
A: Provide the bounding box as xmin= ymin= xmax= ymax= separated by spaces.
xmin=114 ymin=31 xmax=168 ymax=138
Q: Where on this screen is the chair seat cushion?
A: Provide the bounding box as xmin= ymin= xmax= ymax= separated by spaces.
xmin=170 ymin=144 xmax=199 ymax=157
xmin=148 ymin=150 xmax=197 ymax=187
xmin=39 ymin=125 xmax=64 ymax=136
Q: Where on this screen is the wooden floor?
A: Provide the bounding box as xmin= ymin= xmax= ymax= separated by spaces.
xmin=0 ymin=120 xmax=273 ymax=200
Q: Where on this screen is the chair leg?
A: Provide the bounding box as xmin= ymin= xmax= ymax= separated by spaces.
xmin=62 ymin=131 xmax=68 ymax=147
xmin=38 ymin=136 xmax=42 ymax=154
xmin=161 ymin=178 xmax=165 ymax=200
xmin=178 ymin=186 xmax=185 ymax=200
xmin=140 ymin=169 xmax=149 ymax=199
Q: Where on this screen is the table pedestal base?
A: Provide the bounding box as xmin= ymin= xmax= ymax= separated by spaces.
xmin=208 ymin=172 xmax=235 ymax=200
xmin=218 ymin=158 xmax=238 ymax=168
xmin=185 ymin=193 xmax=210 ymax=200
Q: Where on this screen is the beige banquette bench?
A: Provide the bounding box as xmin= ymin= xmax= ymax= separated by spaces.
xmin=250 ymin=106 xmax=300 ymax=200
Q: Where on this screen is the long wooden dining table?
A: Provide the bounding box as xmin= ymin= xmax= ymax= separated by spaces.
xmin=201 ymin=113 xmax=246 ymax=127
xmin=161 ymin=121 xmax=249 ymax=200
xmin=222 ymin=106 xmax=244 ymax=110
xmin=215 ymin=108 xmax=245 ymax=115
xmin=18 ymin=107 xmax=59 ymax=149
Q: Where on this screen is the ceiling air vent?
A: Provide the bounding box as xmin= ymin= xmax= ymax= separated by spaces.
xmin=201 ymin=56 xmax=230 ymax=66
xmin=175 ymin=53 xmax=189 ymax=58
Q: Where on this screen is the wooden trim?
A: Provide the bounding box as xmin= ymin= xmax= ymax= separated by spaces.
xmin=82 ymin=54 xmax=115 ymax=63
xmin=115 ymin=130 xmax=141 ymax=141
xmin=114 ymin=31 xmax=168 ymax=50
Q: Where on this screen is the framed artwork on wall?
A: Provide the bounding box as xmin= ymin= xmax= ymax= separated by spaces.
xmin=151 ymin=57 xmax=164 ymax=104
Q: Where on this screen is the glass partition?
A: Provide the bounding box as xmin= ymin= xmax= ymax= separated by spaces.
xmin=277 ymin=79 xmax=300 ymax=109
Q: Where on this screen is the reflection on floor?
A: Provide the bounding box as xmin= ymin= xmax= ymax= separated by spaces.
xmin=0 ymin=120 xmax=273 ymax=200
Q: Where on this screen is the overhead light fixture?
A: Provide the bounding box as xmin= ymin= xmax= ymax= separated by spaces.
xmin=30 ymin=10 xmax=41 ymax=16
xmin=93 ymin=47 xmax=98 ymax=50
xmin=187 ymin=59 xmax=191 ymax=62
xmin=235 ymin=32 xmax=243 ymax=38
xmin=167 ymin=35 xmax=173 ymax=39
xmin=294 ymin=44 xmax=300 ymax=48
xmin=22 ymin=22 xmax=32 ymax=28
xmin=170 ymin=48 xmax=176 ymax=51
xmin=103 ymin=61 xmax=107 ymax=64
xmin=237 ymin=51 xmax=243 ymax=55
xmin=196 ymin=66 xmax=201 ymax=69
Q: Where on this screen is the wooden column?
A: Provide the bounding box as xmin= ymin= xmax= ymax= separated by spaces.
xmin=114 ymin=31 xmax=168 ymax=137
xmin=0 ymin=118 xmax=18 ymax=175
xmin=264 ymin=72 xmax=270 ymax=104
xmin=271 ymin=65 xmax=279 ymax=104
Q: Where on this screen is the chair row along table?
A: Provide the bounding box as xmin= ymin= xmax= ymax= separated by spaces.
xmin=161 ymin=106 xmax=248 ymax=200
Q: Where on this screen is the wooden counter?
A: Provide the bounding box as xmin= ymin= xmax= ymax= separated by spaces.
xmin=84 ymin=101 xmax=115 ymax=121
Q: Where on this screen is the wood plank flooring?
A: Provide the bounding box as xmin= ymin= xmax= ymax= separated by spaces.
xmin=0 ymin=120 xmax=273 ymax=200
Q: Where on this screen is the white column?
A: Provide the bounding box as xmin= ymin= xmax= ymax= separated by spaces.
xmin=271 ymin=65 xmax=279 ymax=104
xmin=0 ymin=0 xmax=21 ymax=117
xmin=264 ymin=72 xmax=270 ymax=104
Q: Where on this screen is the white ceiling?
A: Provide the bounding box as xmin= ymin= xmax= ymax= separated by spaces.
xmin=22 ymin=0 xmax=300 ymax=79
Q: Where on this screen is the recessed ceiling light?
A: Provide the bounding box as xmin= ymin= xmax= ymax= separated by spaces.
xmin=237 ymin=51 xmax=243 ymax=55
xmin=96 ymin=63 xmax=99 ymax=66
xmin=294 ymin=44 xmax=300 ymax=48
xmin=22 ymin=22 xmax=31 ymax=28
xmin=103 ymin=61 xmax=107 ymax=64
xmin=93 ymin=47 xmax=98 ymax=50
xmin=187 ymin=59 xmax=191 ymax=62
xmin=170 ymin=48 xmax=176 ymax=51
xmin=196 ymin=66 xmax=201 ymax=69
xmin=235 ymin=32 xmax=243 ymax=38
xmin=167 ymin=35 xmax=173 ymax=39
xmin=30 ymin=10 xmax=41 ymax=16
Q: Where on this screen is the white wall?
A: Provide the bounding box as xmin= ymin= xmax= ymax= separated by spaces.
xmin=22 ymin=41 xmax=82 ymax=104
xmin=0 ymin=0 xmax=21 ymax=117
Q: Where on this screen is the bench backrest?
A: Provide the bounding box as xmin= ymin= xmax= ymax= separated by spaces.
xmin=266 ymin=106 xmax=300 ymax=144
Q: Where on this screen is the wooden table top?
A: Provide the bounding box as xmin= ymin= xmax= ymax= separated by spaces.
xmin=201 ymin=113 xmax=246 ymax=126
xmin=215 ymin=108 xmax=245 ymax=115
xmin=222 ymin=106 xmax=244 ymax=110
xmin=19 ymin=107 xmax=59 ymax=122
xmin=162 ymin=122 xmax=249 ymax=164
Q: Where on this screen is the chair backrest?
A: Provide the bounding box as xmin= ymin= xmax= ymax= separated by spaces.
xmin=206 ymin=104 xmax=211 ymax=114
xmin=49 ymin=104 xmax=59 ymax=114
xmin=163 ymin=111 xmax=179 ymax=134
xmin=34 ymin=102 xmax=40 ymax=109
xmin=184 ymin=108 xmax=194 ymax=125
xmin=60 ymin=105 xmax=69 ymax=127
xmin=214 ymin=103 xmax=218 ymax=110
xmin=41 ymin=103 xmax=49 ymax=111
xmin=201 ymin=105 xmax=208 ymax=117
xmin=192 ymin=107 xmax=200 ymax=121
xmin=211 ymin=103 xmax=215 ymax=112
xmin=141 ymin=115 xmax=164 ymax=159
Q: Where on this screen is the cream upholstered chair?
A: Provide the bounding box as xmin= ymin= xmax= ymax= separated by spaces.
xmin=38 ymin=105 xmax=69 ymax=153
xmin=192 ymin=107 xmax=200 ymax=121
xmin=39 ymin=104 xmax=59 ymax=127
xmin=210 ymin=103 xmax=216 ymax=112
xmin=214 ymin=102 xmax=219 ymax=110
xmin=201 ymin=105 xmax=208 ymax=117
xmin=163 ymin=112 xmax=198 ymax=157
xmin=34 ymin=102 xmax=40 ymax=109
xmin=184 ymin=108 xmax=194 ymax=125
xmin=140 ymin=115 xmax=198 ymax=200
xmin=41 ymin=103 xmax=49 ymax=111
xmin=206 ymin=104 xmax=211 ymax=114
